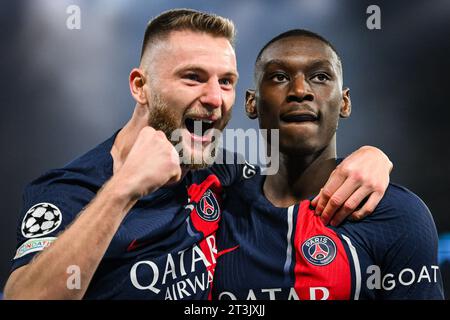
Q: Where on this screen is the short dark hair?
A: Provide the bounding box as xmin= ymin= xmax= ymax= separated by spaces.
xmin=140 ymin=8 xmax=236 ymax=60
xmin=255 ymin=29 xmax=342 ymax=75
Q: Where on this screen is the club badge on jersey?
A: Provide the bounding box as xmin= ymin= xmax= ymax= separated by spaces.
xmin=301 ymin=235 xmax=337 ymax=266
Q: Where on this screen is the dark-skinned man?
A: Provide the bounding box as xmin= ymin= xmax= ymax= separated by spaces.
xmin=213 ymin=29 xmax=444 ymax=300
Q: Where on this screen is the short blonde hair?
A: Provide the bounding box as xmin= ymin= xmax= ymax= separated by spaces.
xmin=140 ymin=8 xmax=236 ymax=60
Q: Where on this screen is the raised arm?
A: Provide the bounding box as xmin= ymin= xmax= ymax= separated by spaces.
xmin=3 ymin=127 xmax=181 ymax=299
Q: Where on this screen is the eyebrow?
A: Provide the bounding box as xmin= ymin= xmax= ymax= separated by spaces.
xmin=306 ymin=59 xmax=335 ymax=71
xmin=263 ymin=58 xmax=335 ymax=72
xmin=262 ymin=59 xmax=289 ymax=69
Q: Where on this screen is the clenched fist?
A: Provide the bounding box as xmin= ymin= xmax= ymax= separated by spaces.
xmin=113 ymin=127 xmax=182 ymax=200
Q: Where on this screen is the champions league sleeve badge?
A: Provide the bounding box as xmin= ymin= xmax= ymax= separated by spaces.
xmin=301 ymin=235 xmax=337 ymax=266
xmin=21 ymin=203 xmax=63 ymax=238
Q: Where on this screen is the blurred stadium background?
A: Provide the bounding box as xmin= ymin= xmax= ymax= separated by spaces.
xmin=0 ymin=0 xmax=449 ymax=299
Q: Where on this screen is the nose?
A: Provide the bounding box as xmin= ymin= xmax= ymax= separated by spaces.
xmin=287 ymin=75 xmax=314 ymax=103
xmin=199 ymin=77 xmax=222 ymax=109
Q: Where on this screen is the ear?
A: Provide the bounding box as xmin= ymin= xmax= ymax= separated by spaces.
xmin=129 ymin=68 xmax=148 ymax=105
xmin=245 ymin=89 xmax=258 ymax=119
xmin=340 ymin=87 xmax=351 ymax=118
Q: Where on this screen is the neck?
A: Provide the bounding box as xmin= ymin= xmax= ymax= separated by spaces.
xmin=263 ymin=136 xmax=337 ymax=207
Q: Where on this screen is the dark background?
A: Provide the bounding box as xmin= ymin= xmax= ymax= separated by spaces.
xmin=1 ymin=0 xmax=449 ymax=298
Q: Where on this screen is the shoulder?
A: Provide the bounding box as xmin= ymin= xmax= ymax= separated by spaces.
xmin=203 ymin=149 xmax=260 ymax=187
xmin=22 ymin=134 xmax=115 ymax=212
xmin=340 ymin=183 xmax=439 ymax=262
xmin=339 ymin=183 xmax=438 ymax=251
xmin=380 ymin=183 xmax=427 ymax=208
xmin=373 ymin=183 xmax=433 ymax=227
xmin=221 ymin=161 xmax=264 ymax=205
xmin=23 ymin=168 xmax=95 ymax=204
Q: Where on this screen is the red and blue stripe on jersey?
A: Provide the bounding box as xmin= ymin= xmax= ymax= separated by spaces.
xmin=293 ymin=200 xmax=352 ymax=300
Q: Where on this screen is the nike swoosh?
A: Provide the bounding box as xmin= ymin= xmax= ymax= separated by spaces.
xmin=127 ymin=239 xmax=152 ymax=252
xmin=217 ymin=245 xmax=239 ymax=258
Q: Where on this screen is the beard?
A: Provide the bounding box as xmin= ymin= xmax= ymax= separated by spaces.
xmin=147 ymin=93 xmax=179 ymax=142
xmin=147 ymin=92 xmax=227 ymax=171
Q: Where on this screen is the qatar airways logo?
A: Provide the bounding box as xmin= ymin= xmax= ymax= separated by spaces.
xmin=218 ymin=287 xmax=330 ymax=300
xmin=130 ymin=235 xmax=217 ymax=300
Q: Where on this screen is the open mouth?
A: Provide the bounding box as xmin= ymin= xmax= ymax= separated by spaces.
xmin=184 ymin=117 xmax=216 ymax=137
xmin=280 ymin=112 xmax=318 ymax=123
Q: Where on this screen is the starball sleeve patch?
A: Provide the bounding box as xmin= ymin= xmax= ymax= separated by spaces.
xmin=21 ymin=202 xmax=62 ymax=238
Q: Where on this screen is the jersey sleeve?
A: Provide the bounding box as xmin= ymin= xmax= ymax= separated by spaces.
xmin=364 ymin=185 xmax=444 ymax=299
xmin=11 ymin=176 xmax=95 ymax=272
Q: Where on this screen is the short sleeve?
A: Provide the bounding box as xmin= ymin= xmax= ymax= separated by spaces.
xmin=366 ymin=185 xmax=444 ymax=299
xmin=11 ymin=180 xmax=95 ymax=272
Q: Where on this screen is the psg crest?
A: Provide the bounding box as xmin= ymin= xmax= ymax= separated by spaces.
xmin=301 ymin=235 xmax=337 ymax=266
xmin=196 ymin=189 xmax=220 ymax=222
xmin=21 ymin=203 xmax=62 ymax=238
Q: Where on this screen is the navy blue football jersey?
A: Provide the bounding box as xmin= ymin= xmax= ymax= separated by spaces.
xmin=11 ymin=132 xmax=243 ymax=300
xmin=213 ymin=164 xmax=444 ymax=300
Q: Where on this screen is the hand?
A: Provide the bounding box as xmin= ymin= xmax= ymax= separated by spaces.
xmin=114 ymin=126 xmax=182 ymax=199
xmin=311 ymin=146 xmax=393 ymax=226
